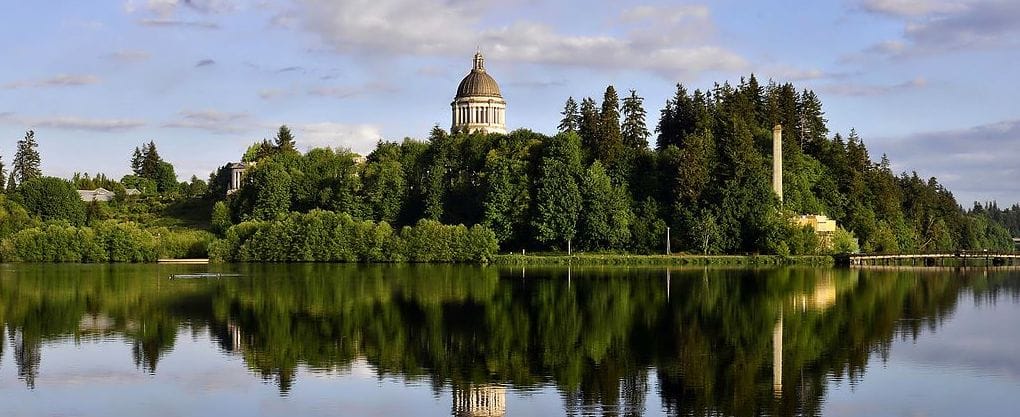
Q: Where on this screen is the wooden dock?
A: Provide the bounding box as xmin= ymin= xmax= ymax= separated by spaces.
xmin=157 ymin=258 xmax=210 ymax=265
xmin=838 ymin=251 xmax=1020 ymax=267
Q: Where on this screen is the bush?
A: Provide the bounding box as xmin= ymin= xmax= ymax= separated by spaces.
xmin=210 ymin=211 xmax=498 ymax=263
xmin=152 ymin=227 xmax=216 ymax=259
xmin=0 ymin=221 xmax=158 ymax=262
xmin=14 ymin=176 xmax=86 ymax=225
xmin=0 ymin=195 xmax=35 ymax=240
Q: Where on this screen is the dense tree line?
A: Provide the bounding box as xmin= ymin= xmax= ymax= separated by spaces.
xmin=223 ymin=76 xmax=1011 ymax=255
xmin=210 ymin=211 xmax=498 ymax=262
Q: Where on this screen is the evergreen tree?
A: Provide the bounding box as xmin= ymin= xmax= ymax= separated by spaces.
xmin=5 ymin=172 xmax=15 ymax=193
xmin=595 ymin=85 xmax=623 ymax=166
xmin=796 ymin=89 xmax=828 ymax=156
xmin=13 ymin=130 xmax=42 ymax=184
xmin=141 ymin=141 xmax=162 ymax=179
xmin=621 ymin=90 xmax=649 ymax=150
xmin=130 ymin=147 xmax=143 ymax=176
xmin=274 ymin=125 xmax=297 ymax=152
xmin=578 ymin=97 xmax=600 ymax=154
xmin=558 ymin=97 xmax=580 ymax=133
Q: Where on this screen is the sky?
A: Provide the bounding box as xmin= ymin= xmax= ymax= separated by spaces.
xmin=1 ymin=0 xmax=1018 ymax=204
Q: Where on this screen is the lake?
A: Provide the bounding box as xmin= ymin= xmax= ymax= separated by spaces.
xmin=1 ymin=264 xmax=1018 ymax=416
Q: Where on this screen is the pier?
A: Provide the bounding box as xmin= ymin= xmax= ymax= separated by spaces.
xmin=837 ymin=251 xmax=1020 ymax=267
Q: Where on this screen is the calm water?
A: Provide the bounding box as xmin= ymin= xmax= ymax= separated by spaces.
xmin=1 ymin=264 xmax=1018 ymax=417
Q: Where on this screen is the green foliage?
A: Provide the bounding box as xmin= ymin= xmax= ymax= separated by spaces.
xmin=0 ymin=195 xmax=34 ymax=240
xmin=14 ymin=176 xmax=86 ymax=225
xmin=578 ymin=161 xmax=632 ymax=250
xmin=211 ymin=201 xmax=232 ymax=235
xmin=13 ymin=130 xmax=42 ymax=184
xmin=151 ymin=227 xmax=215 ymax=259
xmin=831 ymin=227 xmax=860 ymax=254
xmin=0 ymin=221 xmax=157 ymax=262
xmin=558 ymin=96 xmax=580 ymax=133
xmin=532 ymin=133 xmax=583 ymax=249
xmin=274 ymin=125 xmax=297 ymax=152
xmin=210 ymin=211 xmax=497 ymax=263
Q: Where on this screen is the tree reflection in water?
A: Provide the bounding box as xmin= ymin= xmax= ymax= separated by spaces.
xmin=1 ymin=264 xmax=1018 ymax=416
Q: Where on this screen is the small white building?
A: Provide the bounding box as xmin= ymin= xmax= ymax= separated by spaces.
xmin=226 ymin=162 xmax=247 ymax=195
xmin=78 ymin=188 xmax=116 ymax=202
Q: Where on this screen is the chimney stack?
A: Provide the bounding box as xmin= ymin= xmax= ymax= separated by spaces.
xmin=773 ymin=124 xmax=783 ymax=203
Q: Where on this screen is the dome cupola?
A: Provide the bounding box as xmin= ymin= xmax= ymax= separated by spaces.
xmin=451 ymin=52 xmax=507 ymax=135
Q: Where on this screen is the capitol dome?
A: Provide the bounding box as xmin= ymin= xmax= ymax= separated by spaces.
xmin=451 ymin=52 xmax=507 ymax=135
xmin=456 ymin=65 xmax=502 ymax=98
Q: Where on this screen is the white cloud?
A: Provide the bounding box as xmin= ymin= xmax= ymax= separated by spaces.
xmin=0 ymin=113 xmax=145 ymax=132
xmin=162 ymin=110 xmax=252 ymax=134
xmin=857 ymin=0 xmax=1020 ymax=57
xmin=290 ymin=122 xmax=384 ymax=154
xmin=876 ymin=118 xmax=1020 ymax=203
xmin=821 ymin=76 xmax=927 ymax=96
xmin=861 ymin=0 xmax=967 ymax=17
xmin=2 ymin=74 xmax=101 ymax=89
xmin=286 ymin=0 xmax=746 ymax=78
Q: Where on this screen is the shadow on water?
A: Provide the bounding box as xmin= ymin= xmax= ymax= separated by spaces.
xmin=1 ymin=263 xmax=1019 ymax=416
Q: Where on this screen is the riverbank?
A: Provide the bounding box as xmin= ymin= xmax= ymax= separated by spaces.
xmin=491 ymin=253 xmax=835 ymax=266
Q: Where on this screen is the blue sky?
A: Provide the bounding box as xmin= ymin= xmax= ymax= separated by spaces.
xmin=1 ymin=0 xmax=1018 ymax=204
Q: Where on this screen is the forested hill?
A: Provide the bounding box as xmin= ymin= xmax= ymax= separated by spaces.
xmin=222 ymin=75 xmax=1012 ymax=255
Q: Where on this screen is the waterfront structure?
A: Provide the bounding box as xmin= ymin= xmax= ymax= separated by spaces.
xmin=451 ymin=52 xmax=507 ymax=134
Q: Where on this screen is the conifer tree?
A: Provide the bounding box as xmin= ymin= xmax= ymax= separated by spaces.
xmin=130 ymin=147 xmax=143 ymax=176
xmin=141 ymin=141 xmax=162 ymax=179
xmin=558 ymin=97 xmax=580 ymax=133
xmin=578 ymin=97 xmax=600 ymax=153
xmin=13 ymin=130 xmax=41 ymax=184
xmin=274 ymin=125 xmax=297 ymax=152
xmin=621 ymin=90 xmax=649 ymax=150
xmin=5 ymin=172 xmax=15 ymax=193
xmin=595 ymin=85 xmax=623 ymax=166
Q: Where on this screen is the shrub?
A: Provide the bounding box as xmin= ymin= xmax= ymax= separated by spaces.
xmin=210 ymin=211 xmax=498 ymax=263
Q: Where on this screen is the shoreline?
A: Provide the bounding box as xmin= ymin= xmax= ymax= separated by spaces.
xmin=491 ymin=253 xmax=835 ymax=266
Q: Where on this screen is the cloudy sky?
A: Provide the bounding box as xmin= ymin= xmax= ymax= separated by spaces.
xmin=1 ymin=0 xmax=1018 ymax=204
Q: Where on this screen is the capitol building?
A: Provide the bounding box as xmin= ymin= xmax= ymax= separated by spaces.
xmin=451 ymin=52 xmax=507 ymax=134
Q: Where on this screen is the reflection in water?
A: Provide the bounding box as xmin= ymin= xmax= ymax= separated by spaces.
xmin=1 ymin=265 xmax=1019 ymax=416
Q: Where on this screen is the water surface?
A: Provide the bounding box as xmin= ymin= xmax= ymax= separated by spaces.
xmin=1 ymin=264 xmax=1018 ymax=416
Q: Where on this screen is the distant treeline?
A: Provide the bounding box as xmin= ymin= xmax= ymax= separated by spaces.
xmin=214 ymin=77 xmax=1012 ymax=255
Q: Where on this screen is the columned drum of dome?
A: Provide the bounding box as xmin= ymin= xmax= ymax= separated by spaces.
xmin=451 ymin=52 xmax=507 ymax=135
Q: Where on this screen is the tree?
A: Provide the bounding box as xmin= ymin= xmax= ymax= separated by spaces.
xmin=274 ymin=125 xmax=297 ymax=152
xmin=621 ymin=90 xmax=649 ymax=150
xmin=140 ymin=141 xmax=162 ymax=179
xmin=210 ymin=201 xmax=232 ymax=235
xmin=558 ymin=97 xmax=580 ymax=133
xmin=155 ymin=161 xmax=178 ymax=194
xmin=533 ymin=133 xmax=583 ymax=251
xmin=131 ymin=147 xmax=144 ymax=176
xmin=481 ymin=149 xmax=530 ymax=245
xmin=13 ymin=130 xmax=42 ymax=184
xmin=595 ymin=85 xmax=623 ymax=166
xmin=579 ymin=161 xmax=632 ymax=250
xmin=578 ymin=97 xmax=600 ymax=154
xmin=235 ymin=161 xmax=292 ymax=221
xmin=14 ymin=176 xmax=86 ymax=225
